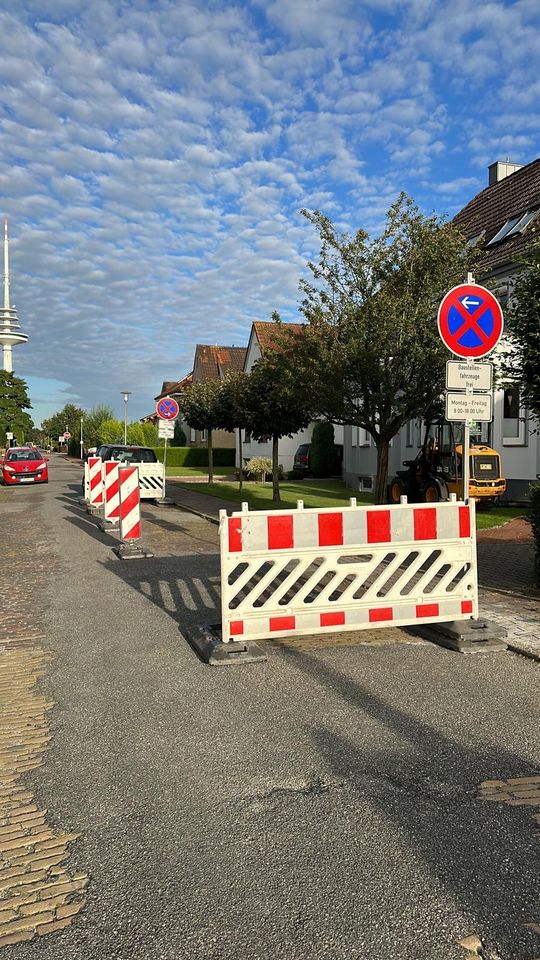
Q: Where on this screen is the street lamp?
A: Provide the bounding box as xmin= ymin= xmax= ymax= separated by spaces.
xmin=80 ymin=415 xmax=84 ymax=460
xmin=121 ymin=391 xmax=131 ymax=444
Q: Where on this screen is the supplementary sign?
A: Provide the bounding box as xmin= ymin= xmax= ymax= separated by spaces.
xmin=156 ymin=396 xmax=180 ymax=420
xmin=446 ymin=392 xmax=492 ymax=423
xmin=438 ymin=283 xmax=503 ymax=359
xmin=158 ymin=420 xmax=175 ymax=439
xmin=446 ymin=360 xmax=493 ymax=391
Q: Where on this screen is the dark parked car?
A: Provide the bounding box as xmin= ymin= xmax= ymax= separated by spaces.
xmin=94 ymin=445 xmax=158 ymax=464
xmin=293 ymin=443 xmax=311 ymax=473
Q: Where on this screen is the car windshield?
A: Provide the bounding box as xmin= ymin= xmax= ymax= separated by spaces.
xmin=6 ymin=450 xmax=42 ymax=462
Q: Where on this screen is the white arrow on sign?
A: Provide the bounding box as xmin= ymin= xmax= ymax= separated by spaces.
xmin=461 ymin=296 xmax=481 ymax=310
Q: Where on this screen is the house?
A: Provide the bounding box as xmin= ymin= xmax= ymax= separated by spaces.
xmin=239 ymin=321 xmax=344 ymax=473
xmin=189 ymin=345 xmax=247 ymax=449
xmin=342 ymin=157 xmax=540 ymax=500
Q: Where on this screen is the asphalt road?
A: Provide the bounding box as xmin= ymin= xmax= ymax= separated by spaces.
xmin=4 ymin=455 xmax=540 ymax=960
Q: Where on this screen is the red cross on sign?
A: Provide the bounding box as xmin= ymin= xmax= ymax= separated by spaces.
xmin=437 ymin=283 xmax=504 ymax=359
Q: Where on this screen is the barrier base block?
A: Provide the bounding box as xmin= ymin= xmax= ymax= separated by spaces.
xmin=409 ymin=618 xmax=508 ymax=653
xmin=185 ymin=624 xmax=267 ymax=666
xmin=86 ymin=504 xmax=102 ymax=516
xmin=99 ymin=519 xmax=119 ymax=533
xmin=113 ymin=541 xmax=154 ymax=560
xmin=78 ymin=497 xmax=88 ymax=507
xmin=153 ymin=497 xmax=175 ymax=507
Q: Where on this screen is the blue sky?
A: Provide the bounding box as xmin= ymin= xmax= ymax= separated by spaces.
xmin=2 ymin=0 xmax=539 ymax=426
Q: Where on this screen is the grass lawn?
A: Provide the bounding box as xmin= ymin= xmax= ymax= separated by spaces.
xmin=174 ymin=478 xmax=373 ymax=509
xmin=475 ymin=505 xmax=526 ymax=530
xmin=165 ymin=466 xmax=236 ymax=478
xmin=174 ymin=477 xmax=528 ymax=529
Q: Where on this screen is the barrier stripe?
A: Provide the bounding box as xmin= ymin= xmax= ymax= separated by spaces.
xmin=319 ymin=512 xmax=343 ymax=546
xmin=459 ymin=506 xmax=471 ymax=538
xmin=413 ymin=507 xmax=437 ymax=540
xmin=103 ymin=462 xmax=120 ymax=521
xmin=229 ymin=517 xmax=242 ymax=553
xmin=268 ymin=515 xmax=293 ymax=550
xmin=88 ymin=457 xmax=103 ymax=506
xmin=367 ymin=510 xmax=391 ymax=543
xmin=118 ymin=466 xmax=141 ymax=542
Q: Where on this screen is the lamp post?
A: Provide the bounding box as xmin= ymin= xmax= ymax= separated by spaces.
xmin=121 ymin=391 xmax=131 ymax=444
xmin=80 ymin=416 xmax=84 ymax=460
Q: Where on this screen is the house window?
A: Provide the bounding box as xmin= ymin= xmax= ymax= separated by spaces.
xmin=502 ymin=386 xmax=527 ymax=445
xmin=244 ymin=430 xmax=251 ymax=443
xmin=200 ymin=429 xmax=207 ymax=442
xmin=359 ymin=429 xmax=370 ymax=446
xmin=406 ymin=421 xmax=414 ymax=448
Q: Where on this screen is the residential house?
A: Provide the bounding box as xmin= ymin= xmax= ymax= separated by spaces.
xmin=190 ymin=345 xmax=247 ymax=449
xmin=343 ymin=157 xmax=540 ymax=500
xmin=239 ymin=321 xmax=344 ymax=473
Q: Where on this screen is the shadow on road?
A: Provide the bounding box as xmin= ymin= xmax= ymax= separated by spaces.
xmin=280 ymin=645 xmax=540 ymax=960
xmin=101 ymin=552 xmax=221 ymax=628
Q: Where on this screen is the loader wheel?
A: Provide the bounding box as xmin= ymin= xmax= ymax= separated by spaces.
xmin=388 ymin=478 xmax=405 ymax=503
xmin=423 ymin=481 xmax=441 ymax=503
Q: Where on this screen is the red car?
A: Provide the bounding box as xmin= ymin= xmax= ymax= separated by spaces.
xmin=1 ymin=447 xmax=49 ymax=485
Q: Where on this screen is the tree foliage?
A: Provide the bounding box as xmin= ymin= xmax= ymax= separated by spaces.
xmin=245 ymin=327 xmax=314 ymax=501
xmin=294 ymin=195 xmax=478 ymax=502
xmin=0 ymin=370 xmax=33 ymax=446
xmin=505 ymin=231 xmax=540 ymax=424
xmin=181 ymin=379 xmax=225 ymax=483
xmin=41 ymin=403 xmax=84 ymax=453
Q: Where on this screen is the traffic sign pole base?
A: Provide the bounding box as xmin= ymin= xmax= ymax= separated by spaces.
xmin=113 ymin=541 xmax=154 ymax=560
xmin=184 ymin=624 xmax=267 ymax=666
xmin=408 ymin=618 xmax=508 ymax=653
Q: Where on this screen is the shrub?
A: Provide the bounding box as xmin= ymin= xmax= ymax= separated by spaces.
xmin=528 ymin=483 xmax=540 ymax=584
xmin=288 ymin=467 xmax=305 ymax=481
xmin=310 ymin=421 xmax=336 ymax=477
xmin=152 ymin=446 xmax=235 ymax=467
xmin=245 ymin=456 xmax=273 ymax=481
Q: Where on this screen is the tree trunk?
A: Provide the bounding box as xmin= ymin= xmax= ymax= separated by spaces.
xmin=238 ymin=429 xmax=243 ymax=492
xmin=208 ymin=429 xmax=214 ymax=484
xmin=374 ymin=437 xmax=390 ymax=505
xmin=272 ymin=433 xmax=280 ymax=503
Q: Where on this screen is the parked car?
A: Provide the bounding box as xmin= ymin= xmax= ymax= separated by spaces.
xmin=293 ymin=443 xmax=311 ymax=473
xmin=95 ymin=445 xmax=158 ymax=464
xmin=0 ymin=447 xmax=49 ymax=485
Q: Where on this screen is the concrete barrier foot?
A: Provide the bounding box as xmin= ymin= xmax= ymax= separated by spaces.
xmin=409 ymin=618 xmax=508 ymax=653
xmin=185 ymin=624 xmax=267 ymax=666
xmin=113 ymin=542 xmax=154 ymax=560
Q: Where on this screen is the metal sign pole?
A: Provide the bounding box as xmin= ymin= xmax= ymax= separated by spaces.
xmin=163 ymin=436 xmax=168 ymax=500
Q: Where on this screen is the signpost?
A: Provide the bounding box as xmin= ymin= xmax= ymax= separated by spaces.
xmin=439 ymin=275 xmax=503 ymax=501
xmin=156 ymin=404 xmax=178 ymax=502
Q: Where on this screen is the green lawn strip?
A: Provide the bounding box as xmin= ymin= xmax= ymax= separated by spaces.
xmin=173 ymin=479 xmax=371 ymax=509
xmin=475 ymin=506 xmax=527 ymax=530
xmin=173 ymin=479 xmax=528 ymax=529
xmin=165 ymin=466 xmax=236 ymax=478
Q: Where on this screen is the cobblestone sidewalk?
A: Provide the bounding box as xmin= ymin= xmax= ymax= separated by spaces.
xmin=0 ymin=496 xmax=88 ymax=949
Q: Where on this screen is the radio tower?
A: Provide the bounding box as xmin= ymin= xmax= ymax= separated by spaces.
xmin=0 ymin=218 xmax=28 ymax=372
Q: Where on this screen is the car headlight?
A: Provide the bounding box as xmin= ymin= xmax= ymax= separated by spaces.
xmin=3 ymin=465 xmax=15 ymax=473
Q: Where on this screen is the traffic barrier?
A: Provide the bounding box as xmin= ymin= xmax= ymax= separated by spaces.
xmin=219 ymin=496 xmax=478 ymax=644
xmin=83 ymin=461 xmax=90 ymax=501
xmin=113 ymin=466 xmax=153 ymax=559
xmin=103 ymin=461 xmax=120 ymax=525
xmin=88 ymin=456 xmax=103 ymax=507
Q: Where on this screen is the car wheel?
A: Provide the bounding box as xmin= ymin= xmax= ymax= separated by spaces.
xmin=422 ymin=481 xmax=443 ymax=503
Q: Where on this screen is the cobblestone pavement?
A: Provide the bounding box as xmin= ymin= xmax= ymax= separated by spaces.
xmin=0 ymin=492 xmax=88 ymax=949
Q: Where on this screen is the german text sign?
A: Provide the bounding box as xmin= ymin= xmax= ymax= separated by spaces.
xmin=446 ymin=360 xmax=493 ymax=391
xmin=446 ymin=392 xmax=492 ymax=423
xmin=438 ymin=283 xmax=503 ymax=359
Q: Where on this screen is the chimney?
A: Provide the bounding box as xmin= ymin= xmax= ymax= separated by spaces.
xmin=488 ymin=160 xmax=523 ymax=186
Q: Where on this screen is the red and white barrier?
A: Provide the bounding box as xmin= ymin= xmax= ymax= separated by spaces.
xmin=103 ymin=461 xmax=120 ymax=524
xmin=88 ymin=457 xmax=103 ymax=506
xmin=219 ymin=497 xmax=478 ymax=643
xmin=118 ymin=466 xmax=141 ymax=541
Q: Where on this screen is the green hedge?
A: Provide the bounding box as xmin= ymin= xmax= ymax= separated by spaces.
xmin=152 ymin=446 xmax=235 ymax=467
xmin=529 ymin=483 xmax=540 ymax=585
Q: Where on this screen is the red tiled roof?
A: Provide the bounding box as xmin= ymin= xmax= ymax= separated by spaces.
xmin=253 ymin=321 xmax=304 ymax=353
xmin=194 ymin=345 xmax=247 ymax=381
xmin=453 ymin=157 xmax=540 ymax=275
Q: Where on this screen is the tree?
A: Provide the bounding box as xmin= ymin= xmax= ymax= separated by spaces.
xmin=245 ymin=330 xmax=314 ymax=502
xmin=172 ymin=420 xmax=186 ymax=446
xmin=505 ymin=233 xmax=540 ymax=424
xmin=216 ymin=373 xmax=251 ymax=490
xmin=42 ymin=403 xmax=84 ymax=454
xmin=83 ymin=405 xmax=115 ymax=448
xmin=126 ymin=421 xmax=146 ymax=446
xmin=181 ymin=379 xmax=224 ymax=483
xmin=0 ymin=371 xmax=33 ymax=446
xmin=310 ymin=421 xmax=335 ymax=477
xmin=295 ymin=195 xmax=478 ymax=502
xmin=98 ymin=419 xmax=124 ymax=444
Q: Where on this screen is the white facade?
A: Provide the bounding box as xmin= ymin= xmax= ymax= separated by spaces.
xmin=238 ymin=325 xmax=343 ymax=474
